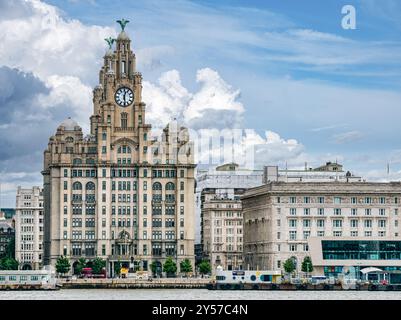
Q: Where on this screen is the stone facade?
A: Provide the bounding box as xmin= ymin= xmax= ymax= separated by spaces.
xmin=197 ymin=164 xmax=263 ymax=271
xmin=42 ymin=25 xmax=195 ymax=276
xmin=15 ymin=186 xmax=44 ymax=270
xmin=242 ymin=181 xmax=401 ymax=274
xmin=201 ymin=189 xmax=244 ymax=270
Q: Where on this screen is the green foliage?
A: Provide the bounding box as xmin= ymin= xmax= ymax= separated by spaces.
xmin=180 ymin=259 xmax=193 ymax=274
xmin=5 ymin=238 xmax=15 ymax=259
xmin=0 ymin=257 xmax=18 ymax=270
xmin=114 ymin=260 xmax=121 ymax=276
xmin=74 ymin=257 xmax=86 ymax=275
xmin=283 ymin=258 xmax=296 ymax=274
xmin=301 ymin=256 xmax=313 ymax=273
xmin=163 ymin=257 xmax=177 ymax=275
xmin=55 ymin=256 xmax=71 ymax=275
xmin=92 ymin=257 xmax=106 ymax=274
xmin=198 ymin=260 xmax=211 ymax=275
xmin=150 ymin=261 xmax=157 ymax=274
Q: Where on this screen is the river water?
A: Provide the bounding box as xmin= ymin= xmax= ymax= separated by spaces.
xmin=1 ymin=289 xmax=401 ymax=300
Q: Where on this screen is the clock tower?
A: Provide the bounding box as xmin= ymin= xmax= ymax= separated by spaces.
xmin=43 ymin=20 xmax=196 ymax=276
xmin=91 ymin=21 xmax=149 ymax=165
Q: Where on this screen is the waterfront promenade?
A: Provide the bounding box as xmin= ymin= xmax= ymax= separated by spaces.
xmin=60 ymin=278 xmax=210 ymax=289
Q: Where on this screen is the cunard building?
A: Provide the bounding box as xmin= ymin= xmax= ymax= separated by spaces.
xmin=42 ymin=20 xmax=195 ymax=276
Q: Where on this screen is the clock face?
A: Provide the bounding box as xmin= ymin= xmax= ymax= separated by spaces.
xmin=115 ymin=87 xmax=134 ymax=107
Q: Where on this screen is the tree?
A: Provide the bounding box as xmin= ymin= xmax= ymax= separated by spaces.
xmin=92 ymin=257 xmax=106 ymax=274
xmin=163 ymin=257 xmax=177 ymax=276
xmin=150 ymin=261 xmax=157 ymax=275
xmin=55 ymin=256 xmax=71 ymax=276
xmin=114 ymin=260 xmax=121 ymax=277
xmin=75 ymin=257 xmax=87 ymax=275
xmin=283 ymin=258 xmax=296 ymax=275
xmin=301 ymin=256 xmax=313 ymax=274
xmin=198 ymin=260 xmax=211 ymax=276
xmin=0 ymin=257 xmax=18 ymax=270
xmin=5 ymin=238 xmax=15 ymax=259
xmin=180 ymin=259 xmax=193 ymax=276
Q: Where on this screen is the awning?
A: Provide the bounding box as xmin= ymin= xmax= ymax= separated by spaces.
xmin=360 ymin=267 xmax=385 ymax=274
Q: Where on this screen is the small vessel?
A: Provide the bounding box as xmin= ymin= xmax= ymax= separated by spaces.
xmin=0 ymin=267 xmax=59 ymax=290
xmin=208 ymin=266 xmax=282 ymax=290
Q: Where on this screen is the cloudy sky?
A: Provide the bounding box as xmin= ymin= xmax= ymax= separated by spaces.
xmin=1 ymin=0 xmax=401 ymax=207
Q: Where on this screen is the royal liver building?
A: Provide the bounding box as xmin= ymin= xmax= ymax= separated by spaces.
xmin=42 ymin=20 xmax=195 ymax=276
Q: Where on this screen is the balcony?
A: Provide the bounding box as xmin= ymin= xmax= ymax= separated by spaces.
xmin=115 ymin=127 xmax=135 ymax=132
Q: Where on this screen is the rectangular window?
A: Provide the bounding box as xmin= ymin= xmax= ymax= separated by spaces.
xmin=289 ymin=231 xmax=297 ymax=240
xmin=379 ymin=197 xmax=386 ymax=204
xmin=364 ymin=219 xmax=372 ymax=228
xmin=318 ymin=208 xmax=324 ymax=216
xmin=351 ymin=197 xmax=357 ymax=204
xmin=318 ymin=197 xmax=325 ymax=204
xmin=304 ymin=197 xmax=310 ymax=204
xmin=290 ymin=208 xmax=296 ymax=216
xmin=317 ymin=219 xmax=325 ymax=228
xmin=334 ymin=197 xmax=342 ymax=204
xmin=289 ymin=197 xmax=296 ymax=204
xmin=289 ymin=219 xmax=297 ymax=228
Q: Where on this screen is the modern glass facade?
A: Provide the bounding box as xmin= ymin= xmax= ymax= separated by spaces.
xmin=322 ymin=240 xmax=401 ymax=260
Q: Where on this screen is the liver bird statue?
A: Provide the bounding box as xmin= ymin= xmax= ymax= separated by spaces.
xmin=116 ymin=19 xmax=130 ymax=31
xmin=104 ymin=37 xmax=115 ymax=49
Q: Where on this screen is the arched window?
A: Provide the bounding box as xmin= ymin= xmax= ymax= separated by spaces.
xmin=73 ymin=158 xmax=82 ymax=165
xmin=152 ymin=182 xmax=162 ymax=191
xmin=121 ymin=112 xmax=127 ymax=129
xmin=72 ymin=182 xmax=82 ymax=190
xmin=66 ymin=137 xmax=74 ymax=143
xmin=86 ymin=182 xmax=95 ymax=191
xmin=166 ymin=182 xmax=175 ymax=191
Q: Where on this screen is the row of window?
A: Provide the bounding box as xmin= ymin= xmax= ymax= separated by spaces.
xmin=64 ymin=205 xmax=185 ymax=216
xmin=63 ymin=168 xmax=181 ymax=179
xmin=287 ymin=219 xmax=388 ymax=228
xmin=67 ymin=243 xmax=186 ymax=257
xmin=284 ymin=208 xmax=394 ymax=216
xmin=277 ymin=230 xmax=392 ymax=240
xmin=278 ymin=196 xmax=399 ymax=204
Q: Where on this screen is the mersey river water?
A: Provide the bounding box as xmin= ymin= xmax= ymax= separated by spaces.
xmin=1 ymin=289 xmax=401 ymax=300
